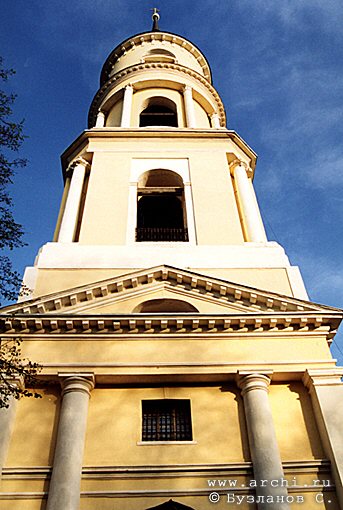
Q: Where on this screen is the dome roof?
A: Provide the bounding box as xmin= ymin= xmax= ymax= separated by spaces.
xmin=100 ymin=30 xmax=212 ymax=86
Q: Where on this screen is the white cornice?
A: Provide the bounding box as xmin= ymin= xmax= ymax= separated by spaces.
xmin=0 ymin=313 xmax=339 ymax=340
xmin=61 ymin=129 xmax=257 ymax=176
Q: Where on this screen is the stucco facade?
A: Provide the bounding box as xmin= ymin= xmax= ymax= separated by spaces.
xmin=1 ymin=15 xmax=343 ymax=510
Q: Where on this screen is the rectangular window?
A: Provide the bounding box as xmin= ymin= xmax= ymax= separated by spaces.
xmin=142 ymin=399 xmax=192 ymax=441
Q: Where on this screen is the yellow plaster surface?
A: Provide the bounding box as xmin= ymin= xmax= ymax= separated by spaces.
xmin=269 ymin=382 xmax=324 ymax=460
xmin=32 ymin=267 xmax=294 ymax=298
xmin=83 ymin=386 xmax=247 ymax=465
xmin=5 ymin=388 xmax=60 ymax=467
xmin=21 ymin=336 xmax=332 ymax=368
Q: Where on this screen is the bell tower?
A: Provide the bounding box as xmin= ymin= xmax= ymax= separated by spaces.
xmin=22 ymin=12 xmax=306 ymax=301
xmin=2 ymin=12 xmax=343 ymax=510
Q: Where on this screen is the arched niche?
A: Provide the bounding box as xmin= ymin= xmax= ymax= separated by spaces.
xmin=136 ymin=169 xmax=188 ymax=242
xmin=133 ymin=298 xmax=199 ymax=313
xmin=143 ymin=48 xmax=176 ymax=64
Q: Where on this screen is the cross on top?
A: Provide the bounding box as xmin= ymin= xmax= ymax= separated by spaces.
xmin=151 ymin=7 xmax=160 ymax=31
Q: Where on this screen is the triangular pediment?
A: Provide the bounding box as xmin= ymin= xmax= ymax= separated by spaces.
xmin=1 ymin=265 xmax=339 ymax=317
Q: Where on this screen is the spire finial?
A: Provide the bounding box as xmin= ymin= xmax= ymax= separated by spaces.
xmin=151 ymin=7 xmax=160 ymax=31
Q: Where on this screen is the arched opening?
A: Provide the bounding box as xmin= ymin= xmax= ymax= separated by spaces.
xmin=146 ymin=49 xmax=176 ymax=58
xmin=139 ymin=97 xmax=178 ymax=127
xmin=133 ymin=299 xmax=198 ymax=313
xmin=136 ymin=169 xmax=188 ymax=242
xmin=146 ymin=500 xmax=196 ymax=510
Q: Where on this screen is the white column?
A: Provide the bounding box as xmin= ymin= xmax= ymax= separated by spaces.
xmin=95 ymin=110 xmax=105 ymax=127
xmin=120 ymin=85 xmax=133 ymax=127
xmin=46 ymin=375 xmax=94 ymax=510
xmin=57 ymin=159 xmax=89 ymax=243
xmin=210 ymin=112 xmax=221 ymax=128
xmin=238 ymin=374 xmax=289 ymax=510
xmin=184 ymin=182 xmax=196 ymax=244
xmin=303 ymin=370 xmax=343 ymax=508
xmin=231 ymin=161 xmax=267 ymax=243
xmin=183 ymin=85 xmax=196 ymax=128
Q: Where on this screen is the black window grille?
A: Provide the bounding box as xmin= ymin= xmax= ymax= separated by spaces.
xmin=136 ymin=192 xmax=188 ymax=242
xmin=142 ymin=400 xmax=192 ymax=441
xmin=136 ymin=227 xmax=188 ymax=242
xmin=140 ymin=104 xmax=178 ymax=127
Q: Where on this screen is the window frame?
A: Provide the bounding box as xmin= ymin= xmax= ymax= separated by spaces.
xmin=139 ymin=399 xmax=195 ymax=444
xmin=126 ymin=160 xmax=197 ymax=246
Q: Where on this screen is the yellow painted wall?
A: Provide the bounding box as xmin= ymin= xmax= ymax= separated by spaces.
xmin=194 ymin=100 xmax=211 ymax=128
xmin=269 ymin=382 xmax=324 ymax=460
xmin=84 ymin=386 xmax=247 ymax=465
xmin=79 ymin=151 xmax=130 ymax=244
xmin=188 ymin=151 xmax=244 ymax=245
xmin=5 ymin=388 xmax=60 ymax=467
xmin=21 ymin=335 xmax=333 ymax=369
xmin=106 ymin=99 xmax=122 ymax=127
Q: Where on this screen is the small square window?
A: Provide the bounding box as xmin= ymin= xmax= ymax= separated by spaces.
xmin=142 ymin=399 xmax=192 ymax=442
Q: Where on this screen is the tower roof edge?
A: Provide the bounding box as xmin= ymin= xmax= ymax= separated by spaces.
xmin=100 ymin=30 xmax=212 ymax=86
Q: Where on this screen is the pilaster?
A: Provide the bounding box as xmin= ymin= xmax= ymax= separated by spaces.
xmin=303 ymin=369 xmax=343 ymax=508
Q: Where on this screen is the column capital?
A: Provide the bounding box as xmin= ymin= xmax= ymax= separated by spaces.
xmin=229 ymin=159 xmax=253 ymax=178
xmin=58 ymin=373 xmax=95 ymax=397
xmin=67 ymin=157 xmax=90 ymax=174
xmin=237 ymin=372 xmax=272 ymax=396
xmin=124 ymin=83 xmax=134 ymax=91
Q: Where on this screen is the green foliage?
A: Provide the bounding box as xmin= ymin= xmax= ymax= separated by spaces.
xmin=0 ymin=56 xmax=27 ymax=306
xmin=0 ymin=58 xmax=41 ymax=407
xmin=0 ymin=338 xmax=41 ymax=408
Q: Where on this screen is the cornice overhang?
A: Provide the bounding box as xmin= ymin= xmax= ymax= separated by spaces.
xmin=100 ymin=30 xmax=212 ymax=87
xmin=0 ymin=312 xmax=340 ymax=341
xmin=89 ymin=62 xmax=222 ymax=129
xmin=60 ymin=129 xmax=257 ymax=179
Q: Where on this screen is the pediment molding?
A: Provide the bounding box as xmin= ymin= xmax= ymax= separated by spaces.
xmin=2 ymin=265 xmax=340 ymax=318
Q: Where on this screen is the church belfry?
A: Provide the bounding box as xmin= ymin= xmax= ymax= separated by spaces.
xmin=1 ymin=12 xmax=343 ymax=510
xmin=22 ymin=10 xmax=305 ymax=300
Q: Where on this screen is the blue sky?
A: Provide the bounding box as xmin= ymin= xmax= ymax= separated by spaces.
xmin=1 ymin=1 xmax=343 ymax=362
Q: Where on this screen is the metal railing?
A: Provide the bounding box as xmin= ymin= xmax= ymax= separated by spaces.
xmin=136 ymin=227 xmax=189 ymax=242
